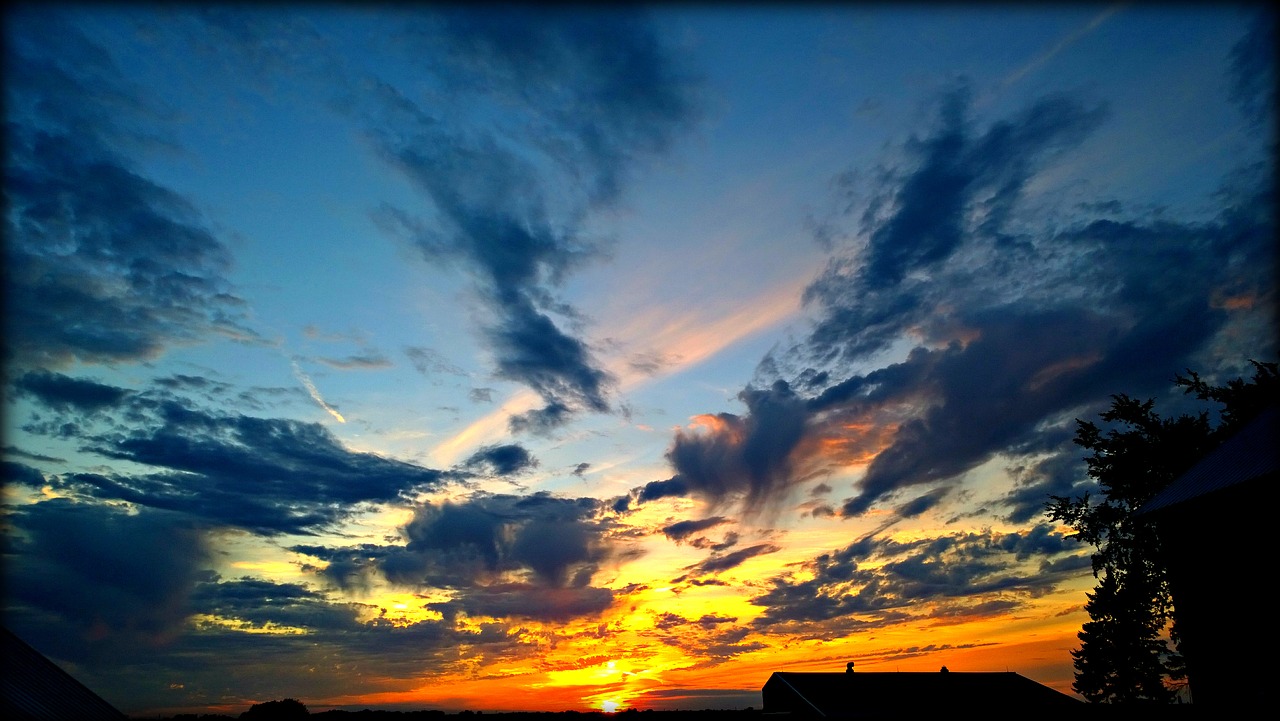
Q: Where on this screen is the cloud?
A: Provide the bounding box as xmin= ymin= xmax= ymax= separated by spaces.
xmin=6 ymin=567 xmax=538 ymax=713
xmin=430 ymin=584 xmax=613 ymax=623
xmin=638 ymin=80 xmax=1275 ymax=524
xmin=190 ymin=576 xmax=357 ymax=633
xmin=1227 ymin=8 xmax=1277 ymax=128
xmin=750 ymin=525 xmax=1085 ymax=632
xmin=678 ymin=543 xmax=781 ymax=580
xmin=464 ymin=443 xmax=539 ymax=476
xmin=290 ymin=360 xmax=346 ymax=423
xmin=661 ymin=516 xmax=731 ymax=544
xmin=507 ymin=400 xmax=574 ymax=435
xmin=384 ymin=493 xmax=611 ymax=587
xmin=413 ymin=7 xmax=703 ymax=206
xmin=17 ymin=375 xmax=453 ymax=534
xmin=4 ymin=499 xmax=212 ymax=644
xmin=299 ymin=492 xmax=625 ymax=622
xmin=3 ymin=460 xmax=48 ymax=487
xmin=3 ymin=446 xmax=65 ymax=464
xmin=11 ymin=369 xmax=131 ymax=412
xmin=314 ymin=350 xmax=393 ymax=370
xmin=364 ymin=8 xmax=702 ymax=427
xmin=405 ymin=346 xmax=468 ymax=377
xmin=635 ymin=476 xmax=688 ymax=502
xmin=664 ymin=381 xmax=811 ymax=516
xmin=801 ymin=84 xmax=1108 ymax=364
xmin=368 ymin=151 xmax=613 ymax=431
xmin=3 ymin=9 xmax=251 ymax=370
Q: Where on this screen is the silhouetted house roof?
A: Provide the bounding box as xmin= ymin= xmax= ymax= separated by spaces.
xmin=762 ymin=670 xmax=1079 ymax=719
xmin=1 ymin=627 xmax=128 ymax=721
xmin=1136 ymin=404 xmax=1278 ymax=708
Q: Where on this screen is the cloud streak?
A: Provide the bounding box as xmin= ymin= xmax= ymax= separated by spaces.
xmin=291 ymin=359 xmax=346 ymax=423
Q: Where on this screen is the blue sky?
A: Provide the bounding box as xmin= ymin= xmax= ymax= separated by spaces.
xmin=3 ymin=3 xmax=1275 ymax=716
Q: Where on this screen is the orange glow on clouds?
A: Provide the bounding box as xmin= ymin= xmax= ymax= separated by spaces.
xmin=279 ymin=508 xmax=1094 ymax=714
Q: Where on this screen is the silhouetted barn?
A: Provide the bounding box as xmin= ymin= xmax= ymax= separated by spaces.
xmin=762 ymin=668 xmax=1080 ymax=719
xmin=1137 ymin=404 xmax=1279 ymax=708
xmin=1 ymin=627 xmax=127 ymax=720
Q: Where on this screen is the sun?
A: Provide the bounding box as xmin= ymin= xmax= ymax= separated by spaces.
xmin=602 ymin=700 xmax=619 ymax=713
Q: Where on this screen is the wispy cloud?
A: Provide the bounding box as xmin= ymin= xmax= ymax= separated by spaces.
xmin=995 ymin=4 xmax=1125 ymax=94
xmin=291 ymin=359 xmax=346 ymax=423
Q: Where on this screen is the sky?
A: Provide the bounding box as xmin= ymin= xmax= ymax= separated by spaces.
xmin=2 ymin=3 xmax=1276 ymax=717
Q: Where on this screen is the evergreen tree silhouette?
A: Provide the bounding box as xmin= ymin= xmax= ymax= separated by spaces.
xmin=1047 ymin=360 xmax=1277 ymax=703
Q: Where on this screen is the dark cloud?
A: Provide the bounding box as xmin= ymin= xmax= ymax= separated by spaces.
xmin=507 ymin=400 xmax=574 ymax=435
xmin=1000 ymin=441 xmax=1084 ymax=524
xmin=3 ymin=9 xmax=251 ymax=370
xmin=681 ymin=543 xmax=781 ymax=579
xmin=365 ymin=9 xmax=702 ymax=425
xmin=18 ymin=379 xmax=453 ymax=534
xmin=801 ymin=85 xmax=1107 ymax=363
xmin=413 ymin=7 xmax=703 ymax=206
xmin=665 ymin=381 xmax=810 ymax=516
xmin=2 ymin=446 xmax=66 ymax=463
xmin=382 ymin=493 xmax=609 ymax=587
xmin=370 ymin=191 xmax=612 ymax=432
xmin=617 ymin=382 xmax=813 ymax=516
xmin=638 ymin=79 xmax=1274 ymax=524
xmin=429 ymin=584 xmax=613 ymax=623
xmin=299 ymin=492 xmax=624 ymax=622
xmin=750 ymin=526 xmax=1085 ymax=632
xmin=894 ymin=488 xmax=951 ymax=519
xmin=189 ymin=576 xmax=356 ymax=633
xmin=3 ymin=499 xmax=212 ymax=644
xmin=637 ymin=475 xmax=688 ymax=503
xmin=3 ymin=460 xmax=47 ymax=486
xmin=5 ymin=566 xmax=536 ymax=714
xmin=464 ymin=443 xmax=539 ymax=476
xmin=152 ymin=373 xmax=235 ymax=395
xmin=661 ymin=516 xmax=731 ymax=544
xmin=11 ymin=370 xmax=130 ymax=412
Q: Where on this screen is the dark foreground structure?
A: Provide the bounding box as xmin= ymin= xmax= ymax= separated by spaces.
xmin=762 ymin=667 xmax=1080 ymax=719
xmin=1137 ymin=404 xmax=1279 ymax=708
xmin=2 ymin=626 xmax=128 ymax=720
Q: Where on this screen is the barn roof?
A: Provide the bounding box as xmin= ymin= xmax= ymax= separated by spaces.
xmin=1138 ymin=404 xmax=1279 ymax=516
xmin=2 ymin=627 xmax=128 ymax=721
xmin=763 ymin=670 xmax=1079 ymax=717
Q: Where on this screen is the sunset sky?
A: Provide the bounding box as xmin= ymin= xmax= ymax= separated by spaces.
xmin=3 ymin=4 xmax=1275 ymax=717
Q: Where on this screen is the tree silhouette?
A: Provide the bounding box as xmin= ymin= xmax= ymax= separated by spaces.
xmin=1046 ymin=360 xmax=1277 ymax=703
xmin=241 ymin=698 xmax=309 ymax=720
